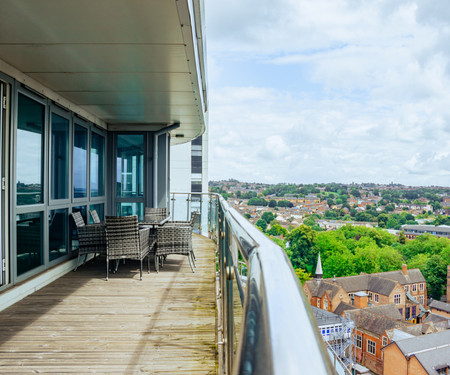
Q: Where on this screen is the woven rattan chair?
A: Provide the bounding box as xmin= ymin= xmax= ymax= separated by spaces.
xmin=155 ymin=223 xmax=195 ymax=273
xmin=89 ymin=209 xmax=102 ymax=224
xmin=144 ymin=207 xmax=169 ymax=224
xmin=167 ymin=211 xmax=199 ymax=262
xmin=105 ymin=215 xmax=155 ymax=281
xmin=71 ymin=212 xmax=106 ymax=271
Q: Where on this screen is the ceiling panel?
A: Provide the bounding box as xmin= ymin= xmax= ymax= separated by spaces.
xmin=0 ymin=0 xmax=206 ymax=144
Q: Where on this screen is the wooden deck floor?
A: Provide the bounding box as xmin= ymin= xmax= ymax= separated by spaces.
xmin=0 ymin=234 xmax=217 ymax=375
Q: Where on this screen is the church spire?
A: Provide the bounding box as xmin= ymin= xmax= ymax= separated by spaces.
xmin=315 ymin=253 xmax=323 ymax=280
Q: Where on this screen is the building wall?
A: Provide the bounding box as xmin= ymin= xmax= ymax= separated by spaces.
xmin=355 ymin=329 xmax=383 ymax=375
xmin=408 ymin=357 xmax=428 ymax=375
xmin=383 ymin=344 xmax=408 ymax=375
xmin=430 ymin=307 xmax=450 ymax=318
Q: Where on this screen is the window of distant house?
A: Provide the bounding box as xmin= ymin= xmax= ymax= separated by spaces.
xmin=368 ymin=292 xmax=373 ymax=301
xmin=420 ymin=295 xmax=424 ymax=305
xmin=317 ymin=299 xmax=320 ymax=308
xmin=412 ymin=284 xmax=417 ymax=292
xmin=419 ymin=283 xmax=424 ymax=291
xmin=374 ymin=294 xmax=379 ymax=303
xmin=394 ymin=294 xmax=401 ymax=304
xmin=404 ymin=285 xmax=409 ymax=293
xmin=323 ymin=299 xmax=328 ymax=311
xmin=382 ymin=337 xmax=388 ymax=347
xmin=356 ymin=335 xmax=362 ymax=349
xmin=367 ymin=340 xmax=376 ymax=355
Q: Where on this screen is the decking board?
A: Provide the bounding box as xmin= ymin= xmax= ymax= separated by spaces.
xmin=0 ymin=234 xmax=217 ymax=375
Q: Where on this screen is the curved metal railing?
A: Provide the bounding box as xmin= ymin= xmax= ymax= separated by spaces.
xmin=170 ymin=192 xmax=334 ymax=375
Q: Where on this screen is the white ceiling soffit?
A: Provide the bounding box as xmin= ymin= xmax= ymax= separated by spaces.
xmin=0 ymin=0 xmax=207 ymax=144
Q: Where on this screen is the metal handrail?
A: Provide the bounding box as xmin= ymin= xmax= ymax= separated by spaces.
xmin=169 ymin=192 xmax=334 ymax=374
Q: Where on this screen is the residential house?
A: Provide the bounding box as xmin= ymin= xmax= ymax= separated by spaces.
xmin=402 ymin=225 xmax=450 ymax=240
xmin=382 ymin=330 xmax=450 ymax=375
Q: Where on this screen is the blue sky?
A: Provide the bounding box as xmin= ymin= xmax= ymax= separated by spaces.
xmin=205 ymin=0 xmax=450 ymax=186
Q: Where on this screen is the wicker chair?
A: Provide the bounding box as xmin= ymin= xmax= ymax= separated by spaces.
xmin=144 ymin=207 xmax=169 ymax=224
xmin=155 ymin=223 xmax=195 ymax=273
xmin=167 ymin=211 xmax=199 ymax=262
xmin=105 ymin=215 xmax=155 ymax=281
xmin=89 ymin=209 xmax=102 ymax=224
xmin=71 ymin=212 xmax=106 ymax=271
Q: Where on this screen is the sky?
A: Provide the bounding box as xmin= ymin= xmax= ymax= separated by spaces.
xmin=204 ymin=0 xmax=450 ymax=186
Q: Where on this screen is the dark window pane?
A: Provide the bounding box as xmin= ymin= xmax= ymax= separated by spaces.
xmin=51 ymin=113 xmax=69 ymax=200
xmin=191 ymin=183 xmax=202 ymax=192
xmin=89 ymin=203 xmax=104 ymax=224
xmin=116 ymin=135 xmax=144 ymax=198
xmin=116 ymin=202 xmax=143 ymax=221
xmin=91 ymin=133 xmax=105 ymax=197
xmin=49 ymin=208 xmax=68 ymax=261
xmin=73 ymin=125 xmax=87 ymax=198
xmin=16 ymin=94 xmax=44 ymax=206
xmin=17 ymin=212 xmax=43 ymax=275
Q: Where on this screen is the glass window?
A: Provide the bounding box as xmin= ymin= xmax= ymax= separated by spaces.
xmin=89 ymin=203 xmax=104 ymax=224
xmin=16 ymin=94 xmax=44 ymax=206
xmin=73 ymin=125 xmax=87 ymax=198
xmin=374 ymin=294 xmax=379 ymax=303
xmin=420 ymin=295 xmax=424 ymax=304
xmin=404 ymin=285 xmax=409 ymax=293
xmin=49 ymin=208 xmax=68 ymax=261
xmin=356 ymin=334 xmax=362 ymax=349
xmin=116 ymin=202 xmax=143 ymax=221
xmin=50 ymin=113 xmax=69 ymax=200
xmin=412 ymin=284 xmax=417 ymax=292
xmin=419 ymin=283 xmax=424 ymax=291
xmin=382 ymin=337 xmax=388 ymax=347
xmin=394 ymin=294 xmax=401 ymax=304
xmin=116 ymin=135 xmax=144 ymax=198
xmin=367 ymin=340 xmax=376 ymax=355
xmin=16 ymin=212 xmax=43 ymax=275
xmin=91 ymin=132 xmax=105 ymax=197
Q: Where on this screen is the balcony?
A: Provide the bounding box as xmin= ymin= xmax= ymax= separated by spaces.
xmin=0 ymin=194 xmax=334 ymax=374
xmin=0 ymin=234 xmax=217 ymax=374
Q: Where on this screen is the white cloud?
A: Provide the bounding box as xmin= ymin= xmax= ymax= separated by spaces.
xmin=205 ymin=0 xmax=450 ymax=186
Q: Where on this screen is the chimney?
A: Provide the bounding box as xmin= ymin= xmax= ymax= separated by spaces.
xmin=402 ymin=264 xmax=408 ymax=276
xmin=354 ymin=292 xmax=368 ymax=309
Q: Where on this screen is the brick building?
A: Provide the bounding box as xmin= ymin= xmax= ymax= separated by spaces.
xmin=382 ymin=330 xmax=450 ymax=375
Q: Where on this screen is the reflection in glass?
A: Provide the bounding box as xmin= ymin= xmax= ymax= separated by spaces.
xmin=116 ymin=202 xmax=143 ymax=221
xmin=71 ymin=206 xmax=87 ymax=251
xmin=16 ymin=212 xmax=43 ymax=275
xmin=91 ymin=133 xmax=105 ymax=197
xmin=51 ymin=113 xmax=69 ymax=200
xmin=73 ymin=125 xmax=87 ymax=198
xmin=49 ymin=208 xmax=68 ymax=261
xmin=116 ymin=135 xmax=144 ymax=198
xmin=16 ymin=94 xmax=44 ymax=206
xmin=89 ymin=203 xmax=104 ymax=224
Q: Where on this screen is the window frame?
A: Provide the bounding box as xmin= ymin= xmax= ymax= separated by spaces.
xmin=356 ymin=334 xmax=362 ymax=349
xmin=394 ymin=294 xmax=401 ymax=304
xmin=367 ymin=339 xmax=376 ymax=355
xmin=412 ymin=284 xmax=417 ymax=292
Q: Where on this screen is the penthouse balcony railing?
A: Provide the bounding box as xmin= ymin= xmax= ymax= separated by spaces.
xmin=170 ymin=192 xmax=334 ymax=375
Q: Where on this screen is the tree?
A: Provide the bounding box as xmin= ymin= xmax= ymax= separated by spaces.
xmin=261 ymin=211 xmax=275 ymax=224
xmin=295 ymin=268 xmax=311 ymax=284
xmin=324 ymin=210 xmax=338 ymax=219
xmin=355 ymin=212 xmax=374 ymax=222
xmin=267 ymin=223 xmax=287 ymax=237
xmin=377 ymin=214 xmax=389 ymax=228
xmin=422 ymin=255 xmax=447 ymax=299
xmin=285 ymin=225 xmax=317 ymax=269
xmin=244 ymin=213 xmax=251 ymax=220
xmin=268 ymin=199 xmax=277 ymax=208
xmin=256 ymin=219 xmax=267 ymax=232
